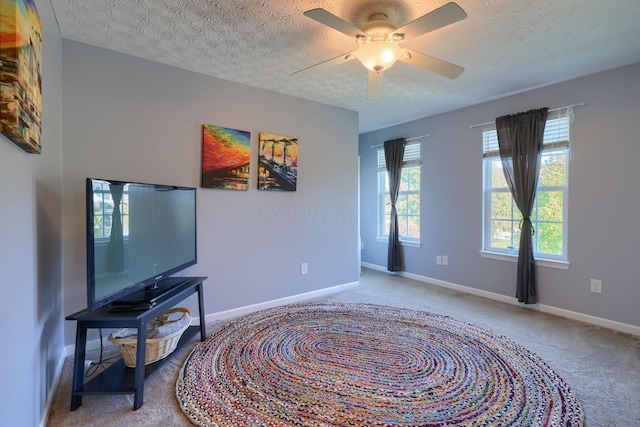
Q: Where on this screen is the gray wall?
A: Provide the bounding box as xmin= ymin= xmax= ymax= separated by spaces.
xmin=61 ymin=40 xmax=360 ymax=345
xmin=359 ymin=62 xmax=640 ymax=329
xmin=0 ymin=0 xmax=64 ymax=425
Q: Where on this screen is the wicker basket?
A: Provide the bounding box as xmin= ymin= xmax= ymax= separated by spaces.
xmin=108 ymin=307 xmax=192 ymax=367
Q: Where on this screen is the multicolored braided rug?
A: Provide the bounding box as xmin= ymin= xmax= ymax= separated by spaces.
xmin=176 ymin=302 xmax=583 ymax=426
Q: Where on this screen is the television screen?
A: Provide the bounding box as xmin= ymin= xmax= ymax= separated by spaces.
xmin=86 ymin=178 xmax=197 ymax=311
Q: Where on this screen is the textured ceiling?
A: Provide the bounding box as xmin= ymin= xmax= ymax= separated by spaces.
xmin=51 ymin=0 xmax=640 ymax=133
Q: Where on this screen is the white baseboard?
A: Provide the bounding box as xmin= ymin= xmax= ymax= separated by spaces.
xmin=40 ymin=346 xmax=66 ymax=427
xmin=361 ymin=262 xmax=640 ymax=337
xmin=201 ymin=281 xmax=360 ymax=325
xmin=64 ymin=280 xmax=360 ymax=357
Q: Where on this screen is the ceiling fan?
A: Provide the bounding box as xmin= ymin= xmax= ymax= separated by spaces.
xmin=293 ymin=2 xmax=467 ymax=99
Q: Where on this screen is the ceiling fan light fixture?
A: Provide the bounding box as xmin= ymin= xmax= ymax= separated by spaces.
xmin=297 ymin=3 xmax=468 ymax=95
xmin=356 ymin=41 xmax=402 ymax=72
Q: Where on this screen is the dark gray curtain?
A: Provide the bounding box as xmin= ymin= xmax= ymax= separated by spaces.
xmin=384 ymin=138 xmax=406 ymax=272
xmin=495 ymin=108 xmax=548 ymax=304
xmin=107 ymin=183 xmax=125 ymax=272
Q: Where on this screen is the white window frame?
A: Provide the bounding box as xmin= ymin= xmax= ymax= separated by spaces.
xmin=377 ymin=142 xmax=421 ymax=246
xmin=482 ymin=112 xmax=571 ymax=265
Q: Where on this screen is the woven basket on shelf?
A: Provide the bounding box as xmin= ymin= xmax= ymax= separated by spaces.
xmin=108 ymin=307 xmax=192 ymax=367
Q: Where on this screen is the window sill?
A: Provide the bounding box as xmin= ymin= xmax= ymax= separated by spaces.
xmin=377 ymin=237 xmax=422 ymax=248
xmin=479 ymin=251 xmax=570 ymax=270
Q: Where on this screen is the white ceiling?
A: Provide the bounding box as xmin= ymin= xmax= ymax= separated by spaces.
xmin=51 ymin=0 xmax=640 ymax=133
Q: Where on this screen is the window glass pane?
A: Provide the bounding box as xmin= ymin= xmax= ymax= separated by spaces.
xmin=397 ymin=215 xmax=408 ymax=236
xmin=491 ymin=192 xmax=512 ymax=219
xmin=536 ymin=222 xmax=563 ymax=255
xmin=396 ymin=194 xmax=408 ymax=215
xmin=406 ymin=167 xmax=420 ymax=191
xmin=399 ymin=172 xmax=409 ymax=191
xmin=491 ymin=159 xmax=508 ymax=188
xmin=407 ymin=216 xmax=420 ymax=239
xmin=407 ymin=194 xmax=420 ymax=215
xmin=539 ymin=150 xmax=567 ymax=186
xmin=491 ymin=220 xmax=513 ymax=248
xmin=384 ymin=194 xmax=391 ymax=215
xmin=536 ymin=191 xmax=563 ymax=221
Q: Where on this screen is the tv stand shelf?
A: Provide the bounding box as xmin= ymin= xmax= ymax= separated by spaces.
xmin=66 ymin=277 xmax=207 ymax=411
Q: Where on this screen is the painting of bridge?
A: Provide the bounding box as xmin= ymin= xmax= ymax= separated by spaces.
xmin=258 ymin=132 xmax=298 ymax=191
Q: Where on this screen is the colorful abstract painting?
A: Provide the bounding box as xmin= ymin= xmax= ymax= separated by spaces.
xmin=258 ymin=132 xmax=298 ymax=191
xmin=0 ymin=0 xmax=42 ymax=154
xmin=202 ymin=124 xmax=251 ymax=190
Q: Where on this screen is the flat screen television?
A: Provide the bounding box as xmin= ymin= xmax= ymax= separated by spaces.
xmin=86 ymin=178 xmax=197 ymax=311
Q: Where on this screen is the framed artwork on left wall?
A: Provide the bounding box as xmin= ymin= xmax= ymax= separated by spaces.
xmin=0 ymin=0 xmax=42 ymax=154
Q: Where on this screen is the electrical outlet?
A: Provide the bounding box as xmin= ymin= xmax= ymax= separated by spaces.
xmin=436 ymin=256 xmax=442 ymax=265
xmin=590 ymin=279 xmax=602 ymax=294
xmin=442 ymin=255 xmax=449 ymax=266
xmin=300 ymin=263 xmax=308 ymax=275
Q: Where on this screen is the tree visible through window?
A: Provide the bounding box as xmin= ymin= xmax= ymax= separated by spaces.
xmin=483 ymin=114 xmax=570 ymax=260
xmin=377 ymin=142 xmax=421 ymax=242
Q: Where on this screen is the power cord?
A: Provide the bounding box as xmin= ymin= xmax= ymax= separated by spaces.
xmin=84 ymin=329 xmax=121 ymax=378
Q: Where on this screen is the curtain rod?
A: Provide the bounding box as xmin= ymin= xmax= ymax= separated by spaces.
xmin=468 ymin=102 xmax=585 ymax=129
xmin=370 ymin=134 xmax=430 ymax=149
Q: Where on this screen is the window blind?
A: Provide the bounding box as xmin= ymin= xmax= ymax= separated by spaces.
xmin=377 ymin=141 xmax=421 ymax=170
xmin=482 ymin=114 xmax=571 ymax=158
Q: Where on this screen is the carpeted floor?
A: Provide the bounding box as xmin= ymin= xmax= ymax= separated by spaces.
xmin=47 ymin=268 xmax=640 ymax=426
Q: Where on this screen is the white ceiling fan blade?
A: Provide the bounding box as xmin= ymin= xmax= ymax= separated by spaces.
xmin=304 ymin=8 xmax=368 ymax=39
xmin=293 ymin=52 xmax=356 ymax=78
xmin=367 ymin=70 xmax=384 ymax=99
xmin=401 ymin=49 xmax=464 ymax=79
xmin=391 ymin=2 xmax=467 ymax=41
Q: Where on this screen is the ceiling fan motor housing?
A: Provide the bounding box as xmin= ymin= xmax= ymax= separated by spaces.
xmin=360 ymin=14 xmax=398 ymax=41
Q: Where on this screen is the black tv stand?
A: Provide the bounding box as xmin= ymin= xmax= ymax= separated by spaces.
xmin=108 ymin=301 xmax=153 ymax=312
xmin=66 ymin=277 xmax=207 ymax=411
xmin=111 ymin=300 xmax=154 ymax=306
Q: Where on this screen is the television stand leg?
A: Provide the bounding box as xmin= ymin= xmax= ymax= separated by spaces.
xmin=70 ymin=323 xmax=88 ymax=410
xmin=133 ymin=323 xmax=147 ymax=410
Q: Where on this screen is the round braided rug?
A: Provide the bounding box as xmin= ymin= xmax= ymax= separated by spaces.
xmin=176 ymin=302 xmax=583 ymax=426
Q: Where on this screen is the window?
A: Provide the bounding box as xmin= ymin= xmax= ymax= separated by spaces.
xmin=482 ymin=113 xmax=570 ymax=261
xmin=377 ymin=142 xmax=421 ymax=243
xmin=92 ymin=182 xmax=129 ymax=240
